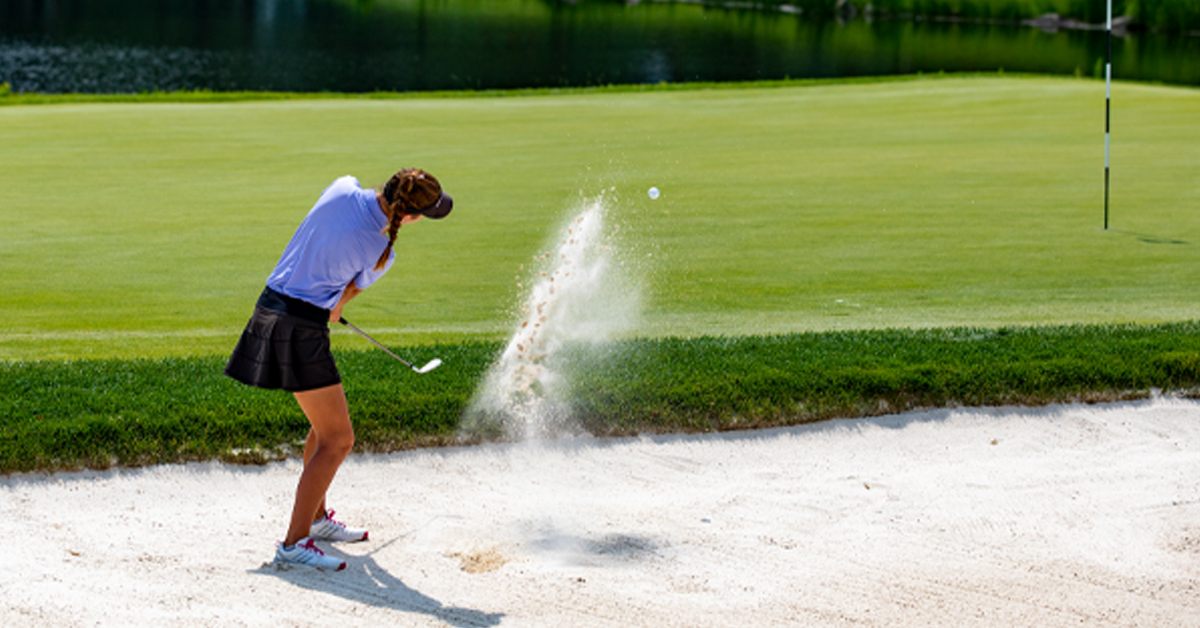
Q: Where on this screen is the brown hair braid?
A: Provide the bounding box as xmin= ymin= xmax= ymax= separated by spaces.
xmin=374 ymin=168 xmax=442 ymax=270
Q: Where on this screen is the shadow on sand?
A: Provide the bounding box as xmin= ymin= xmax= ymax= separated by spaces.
xmin=248 ymin=538 xmax=504 ymax=628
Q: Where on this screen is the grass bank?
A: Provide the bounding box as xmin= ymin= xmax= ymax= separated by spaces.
xmin=4 ymin=321 xmax=1200 ymax=474
xmin=0 ymin=75 xmax=941 ymax=107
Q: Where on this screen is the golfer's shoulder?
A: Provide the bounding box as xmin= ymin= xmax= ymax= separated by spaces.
xmin=322 ymin=175 xmax=362 ymax=198
xmin=311 ymin=176 xmax=368 ymax=213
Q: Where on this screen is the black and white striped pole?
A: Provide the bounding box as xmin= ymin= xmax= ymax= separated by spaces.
xmin=1103 ymin=0 xmax=1112 ymax=229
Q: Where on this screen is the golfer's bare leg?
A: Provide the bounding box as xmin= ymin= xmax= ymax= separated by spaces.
xmin=301 ymin=429 xmax=328 ymax=522
xmin=285 ymin=383 xmax=354 ymax=547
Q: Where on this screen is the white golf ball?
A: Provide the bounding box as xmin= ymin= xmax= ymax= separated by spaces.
xmin=648 ymin=187 xmax=660 ymax=200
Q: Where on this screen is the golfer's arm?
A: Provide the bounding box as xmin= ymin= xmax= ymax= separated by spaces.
xmin=330 ymin=280 xmax=362 ymax=321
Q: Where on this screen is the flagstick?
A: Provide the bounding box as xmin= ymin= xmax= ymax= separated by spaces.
xmin=1104 ymin=0 xmax=1112 ymax=229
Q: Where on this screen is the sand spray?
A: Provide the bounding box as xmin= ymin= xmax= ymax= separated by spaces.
xmin=458 ymin=191 xmax=651 ymax=565
xmin=463 ymin=192 xmax=641 ymax=441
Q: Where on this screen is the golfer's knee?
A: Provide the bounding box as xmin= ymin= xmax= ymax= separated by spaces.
xmin=321 ymin=427 xmax=355 ymax=457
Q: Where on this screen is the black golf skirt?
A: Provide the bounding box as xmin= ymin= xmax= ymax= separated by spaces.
xmin=224 ymin=288 xmax=341 ymax=392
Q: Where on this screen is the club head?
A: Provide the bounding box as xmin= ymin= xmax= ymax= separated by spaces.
xmin=413 ymin=358 xmax=443 ymax=374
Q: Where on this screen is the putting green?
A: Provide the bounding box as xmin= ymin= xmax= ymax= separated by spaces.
xmin=1 ymin=76 xmax=1197 ymax=360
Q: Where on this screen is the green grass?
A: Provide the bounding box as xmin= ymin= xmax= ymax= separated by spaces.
xmin=2 ymin=75 xmax=1198 ymax=361
xmin=2 ymin=75 xmax=1199 ymax=472
xmin=4 ymin=321 xmax=1200 ymax=473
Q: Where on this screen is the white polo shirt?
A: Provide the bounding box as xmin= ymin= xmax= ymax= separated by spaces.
xmin=266 ymin=176 xmax=396 ymax=310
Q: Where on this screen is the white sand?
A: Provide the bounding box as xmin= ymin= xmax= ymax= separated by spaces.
xmin=3 ymin=397 xmax=1198 ymax=627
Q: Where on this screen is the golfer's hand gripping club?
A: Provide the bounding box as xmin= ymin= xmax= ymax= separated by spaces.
xmin=338 ymin=317 xmax=443 ymax=374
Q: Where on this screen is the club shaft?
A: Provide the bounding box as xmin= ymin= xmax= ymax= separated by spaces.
xmin=339 ymin=318 xmax=416 ymax=369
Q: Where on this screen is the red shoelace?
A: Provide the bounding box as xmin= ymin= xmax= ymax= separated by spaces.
xmin=298 ymin=538 xmax=325 ymax=554
xmin=322 ymin=510 xmax=345 ymax=528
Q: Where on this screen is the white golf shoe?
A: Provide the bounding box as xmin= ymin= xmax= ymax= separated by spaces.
xmin=275 ymin=537 xmax=346 ymax=571
xmin=309 ymin=509 xmax=369 ymax=543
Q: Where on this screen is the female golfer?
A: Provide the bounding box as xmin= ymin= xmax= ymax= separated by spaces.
xmin=224 ymin=168 xmax=452 ymax=570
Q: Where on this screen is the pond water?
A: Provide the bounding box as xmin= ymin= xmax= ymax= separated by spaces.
xmin=1 ymin=0 xmax=1197 ymax=93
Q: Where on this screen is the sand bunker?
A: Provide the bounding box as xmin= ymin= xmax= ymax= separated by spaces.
xmin=3 ymin=397 xmax=1198 ymax=627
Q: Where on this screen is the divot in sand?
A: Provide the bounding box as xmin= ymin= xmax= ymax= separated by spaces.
xmin=450 ymin=547 xmax=513 ymax=574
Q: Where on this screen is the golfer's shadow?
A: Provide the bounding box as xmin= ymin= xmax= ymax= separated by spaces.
xmin=249 ymin=541 xmax=503 ymax=628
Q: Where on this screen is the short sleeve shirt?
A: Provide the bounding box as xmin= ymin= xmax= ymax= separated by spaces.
xmin=266 ymin=176 xmax=396 ymax=310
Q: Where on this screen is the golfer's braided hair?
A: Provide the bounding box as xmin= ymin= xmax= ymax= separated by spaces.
xmin=375 ymin=168 xmax=442 ymax=271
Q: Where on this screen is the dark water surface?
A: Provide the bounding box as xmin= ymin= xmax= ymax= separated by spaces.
xmin=1 ymin=0 xmax=1197 ymax=93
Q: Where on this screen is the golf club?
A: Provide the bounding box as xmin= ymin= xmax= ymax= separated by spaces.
xmin=338 ymin=317 xmax=442 ymax=374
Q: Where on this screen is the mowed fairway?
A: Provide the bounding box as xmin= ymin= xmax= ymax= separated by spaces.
xmin=1 ymin=76 xmax=1198 ymax=360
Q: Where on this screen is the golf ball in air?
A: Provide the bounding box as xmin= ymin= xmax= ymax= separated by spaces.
xmin=648 ymin=187 xmax=660 ymax=200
